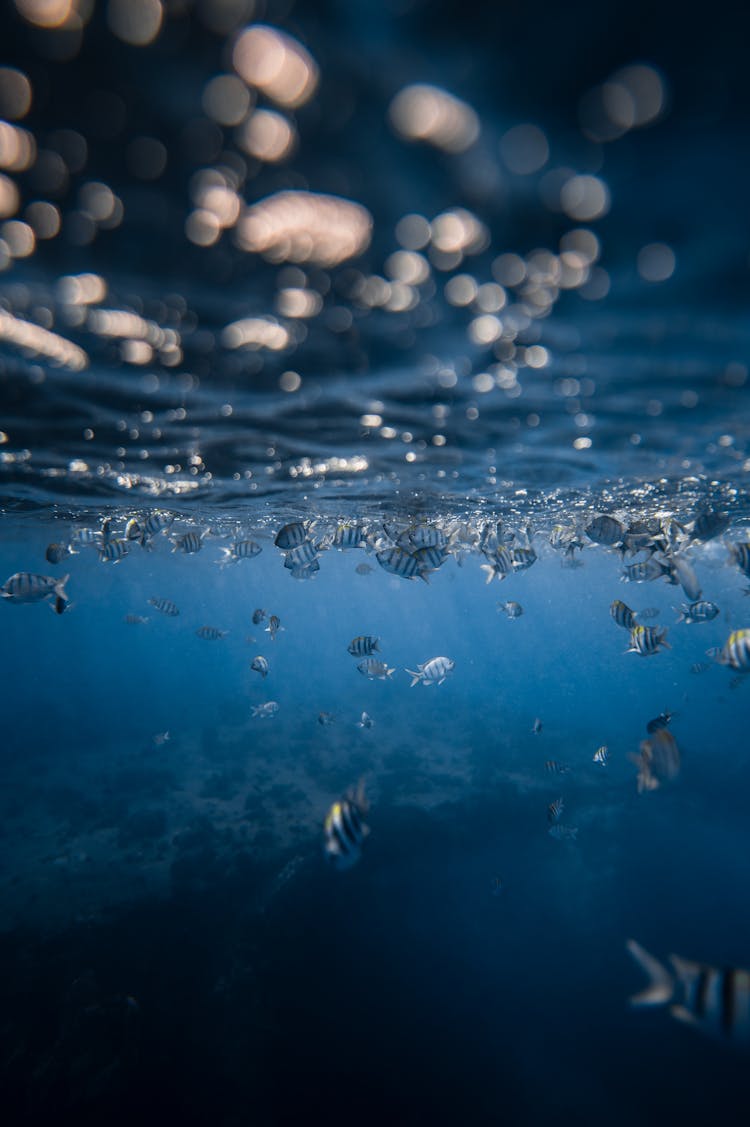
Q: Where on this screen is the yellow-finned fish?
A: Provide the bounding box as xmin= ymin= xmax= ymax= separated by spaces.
xmin=323 ymin=780 xmax=369 ymax=871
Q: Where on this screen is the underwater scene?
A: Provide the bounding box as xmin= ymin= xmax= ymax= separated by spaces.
xmin=1 ymin=0 xmax=750 ymax=1124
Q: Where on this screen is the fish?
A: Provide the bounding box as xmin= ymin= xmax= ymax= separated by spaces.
xmin=690 ymin=510 xmax=731 ymax=543
xmin=479 ymin=546 xmax=514 ymax=584
xmin=626 ymin=938 xmax=750 ymax=1044
xmin=632 ymin=728 xmax=681 ymax=793
xmin=511 ymin=546 xmax=537 ymax=572
xmin=274 ymin=521 xmax=310 ymax=550
xmin=124 ymin=614 xmax=149 ymax=625
xmin=195 ymin=625 xmax=228 ymax=640
xmin=532 ymin=718 xmax=543 ymax=735
xmin=318 ymin=712 xmax=335 ymax=725
xmin=252 ymin=608 xmax=267 ymax=625
xmin=252 ymin=701 xmax=279 ymax=719
xmin=148 ymin=597 xmax=179 ymax=616
xmin=646 ymin=711 xmax=674 ymax=734
xmin=347 ymin=635 xmax=380 ymax=657
xmin=151 ymin=731 xmax=170 ymax=746
xmin=718 ymin=629 xmax=750 ymax=673
xmin=621 ymin=558 xmax=670 ymax=583
xmin=407 ymin=524 xmax=450 ymax=550
xmin=323 ymin=779 xmax=369 ymax=871
xmin=728 ymin=542 xmax=750 ymax=578
xmin=171 ymin=530 xmax=206 ymax=554
xmin=547 ymin=797 xmax=564 ymax=823
xmin=498 ymin=601 xmax=523 ymax=618
xmin=585 ymin=514 xmax=625 ymax=547
xmin=283 ymin=539 xmax=320 ymax=569
xmin=265 ymin=614 xmax=282 ymax=640
xmin=548 ymin=824 xmax=578 ymax=841
xmin=98 ymin=538 xmax=130 ymax=563
xmin=376 ymin=546 xmax=426 ymax=582
xmin=610 ymin=599 xmax=637 ymax=629
xmin=412 ymin=544 xmax=449 ymax=574
xmin=406 ymin=656 xmax=455 ymax=686
xmin=250 ymin=656 xmax=269 ymax=678
xmin=356 ymin=712 xmax=374 ymax=729
xmin=1 ymin=571 xmax=69 ymax=608
xmin=675 ymin=600 xmax=719 ymax=624
xmin=690 ymin=662 xmax=710 ymax=674
xmin=70 ymin=527 xmax=102 ymax=548
xmin=45 ymin=542 xmax=76 ymax=564
xmin=142 ymin=510 xmax=174 ymax=537
xmin=705 ymin=646 xmax=723 ymax=661
xmin=626 ymin=624 xmax=670 ymax=656
xmin=357 ymin=658 xmax=395 ymax=680
xmin=667 ymin=554 xmax=702 ymax=601
xmin=217 ymin=539 xmax=262 ymax=563
xmin=355 ymin=562 xmax=374 ymax=575
xmin=333 ymin=523 xmax=367 ymax=550
xmin=593 ymin=746 xmax=609 ymax=765
xmin=287 ymin=559 xmax=320 ymax=580
xmin=490 ymin=876 xmax=504 ymax=897
xmin=544 ymin=760 xmax=571 ymax=774
xmin=637 ymin=607 xmax=661 ymax=620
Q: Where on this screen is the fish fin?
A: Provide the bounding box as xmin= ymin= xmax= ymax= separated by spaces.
xmin=480 ymin=564 xmax=495 ymax=584
xmin=405 ymin=669 xmax=422 ymax=687
xmin=54 ymin=574 xmax=70 ymax=600
xmin=418 ymin=571 xmax=430 ymax=585
xmin=386 ymin=667 xmax=395 ymax=677
xmin=661 ymin=639 xmax=672 ymax=650
xmin=668 ymin=953 xmax=703 ymax=987
xmin=626 ymin=939 xmax=675 ymax=1006
xmin=374 ymin=639 xmax=381 ymax=652
xmin=674 ymin=607 xmax=686 ymax=624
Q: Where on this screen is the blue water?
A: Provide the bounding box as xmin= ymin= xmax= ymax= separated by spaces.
xmin=2 ymin=0 xmax=750 ymax=1122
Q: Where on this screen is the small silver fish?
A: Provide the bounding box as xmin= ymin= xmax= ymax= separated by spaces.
xmin=265 ymin=614 xmax=282 ymax=640
xmin=252 ymin=701 xmax=279 ymax=719
xmin=358 ymin=658 xmax=395 ymax=680
xmin=532 ymin=718 xmax=543 ymax=735
xmin=251 ymin=656 xmax=269 ymax=678
xmin=406 ymin=656 xmax=455 ymax=686
xmin=585 ymin=514 xmax=625 ymax=547
xmin=356 ymin=711 xmax=374 ymax=729
xmin=218 ymin=539 xmax=262 ymax=563
xmin=171 ymin=530 xmax=206 ymax=554
xmin=593 ymin=745 xmax=609 ymax=765
xmin=195 ymin=625 xmax=228 ymax=640
xmin=124 ymin=614 xmax=149 ymax=625
xmin=318 ymin=712 xmax=335 ymax=726
xmin=152 ymin=731 xmax=170 ymax=746
xmin=498 ymin=601 xmax=523 ymax=618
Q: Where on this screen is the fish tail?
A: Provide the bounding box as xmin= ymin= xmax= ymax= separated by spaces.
xmin=626 ymin=939 xmax=675 ymax=1006
xmin=54 ymin=573 xmax=70 ymax=601
xmin=374 ymin=638 xmax=381 ymax=652
xmin=405 ymin=669 xmax=422 ymax=687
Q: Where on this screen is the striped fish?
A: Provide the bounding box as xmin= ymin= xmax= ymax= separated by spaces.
xmin=622 ymin=558 xmax=670 ymax=583
xmin=593 ymin=746 xmax=609 ymax=765
xmin=627 ymin=939 xmax=750 ymax=1044
xmin=357 ymin=658 xmax=395 ymax=680
xmin=728 ymin=542 xmax=750 ymax=578
xmin=548 ymin=824 xmax=578 ymax=841
xmin=1 ymin=571 xmax=69 ymax=606
xmin=288 ymin=560 xmax=320 ymax=580
xmin=545 ymin=760 xmax=571 ymax=774
xmin=274 ymin=521 xmax=309 ymax=550
xmin=251 ymin=656 xmax=269 ymax=678
xmin=412 ymin=545 xmax=449 ymax=573
xmin=547 ymin=797 xmax=564 ymax=823
xmin=148 ymin=597 xmax=180 ymax=616
xmin=479 ymin=546 xmax=514 ymax=584
xmin=376 ymin=547 xmax=425 ymax=582
xmin=99 ymin=538 xmax=130 ymax=563
xmin=690 ymin=510 xmax=730 ymax=543
xmin=218 ymin=539 xmax=262 ymax=563
xmin=585 ymin=514 xmax=625 ymax=546
xmin=265 ymin=614 xmax=281 ymax=640
xmin=407 ymin=524 xmax=449 ymax=550
xmin=675 ymin=600 xmax=719 ymax=625
xmin=124 ymin=614 xmax=149 ymax=625
xmin=511 ymin=546 xmax=537 ymax=572
xmin=626 ymin=624 xmax=670 ymax=656
xmin=406 ymin=655 xmax=454 ymax=686
xmin=283 ymin=539 xmax=319 ymax=568
xmin=347 ymin=635 xmax=380 ymax=657
xmin=610 ymin=599 xmax=637 ymax=629
xmin=171 ymin=531 xmax=205 ymax=554
xmin=143 ymin=511 xmax=174 ymax=537
xmin=719 ymin=629 xmax=750 ymax=673
xmin=71 ymin=527 xmax=102 ymax=547
xmin=195 ymin=625 xmax=228 ymax=640
xmin=499 ymin=600 xmax=523 ymax=618
xmin=323 ymin=781 xmax=369 ymax=871
xmin=252 ymin=608 xmax=266 ymax=625
xmin=333 ymin=523 xmax=367 ymax=549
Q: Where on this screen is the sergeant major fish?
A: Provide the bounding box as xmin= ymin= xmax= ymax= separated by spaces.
xmin=251 ymin=656 xmax=269 ymax=678
xmin=217 ymin=539 xmax=262 ymax=563
xmin=626 ymin=938 xmax=750 ymax=1044
xmin=675 ymin=600 xmax=719 ymax=625
xmin=626 ymin=624 xmax=670 ymax=656
xmin=498 ymin=601 xmax=523 ymax=618
xmin=195 ymin=625 xmax=227 ymax=640
xmin=717 ymin=629 xmax=750 ymax=673
xmin=406 ymin=656 xmax=455 ymax=686
xmin=323 ymin=780 xmax=369 ymax=872
xmin=45 ymin=542 xmax=76 ymax=565
xmin=148 ymin=597 xmax=179 ymax=616
xmin=347 ymin=635 xmax=380 ymax=657
xmin=610 ymin=599 xmax=637 ymax=629
xmin=358 ymin=658 xmax=395 ymax=681
xmin=252 ymin=701 xmax=279 ymax=719
xmin=1 ymin=571 xmax=69 ymax=608
xmin=593 ymin=746 xmax=609 ymax=765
